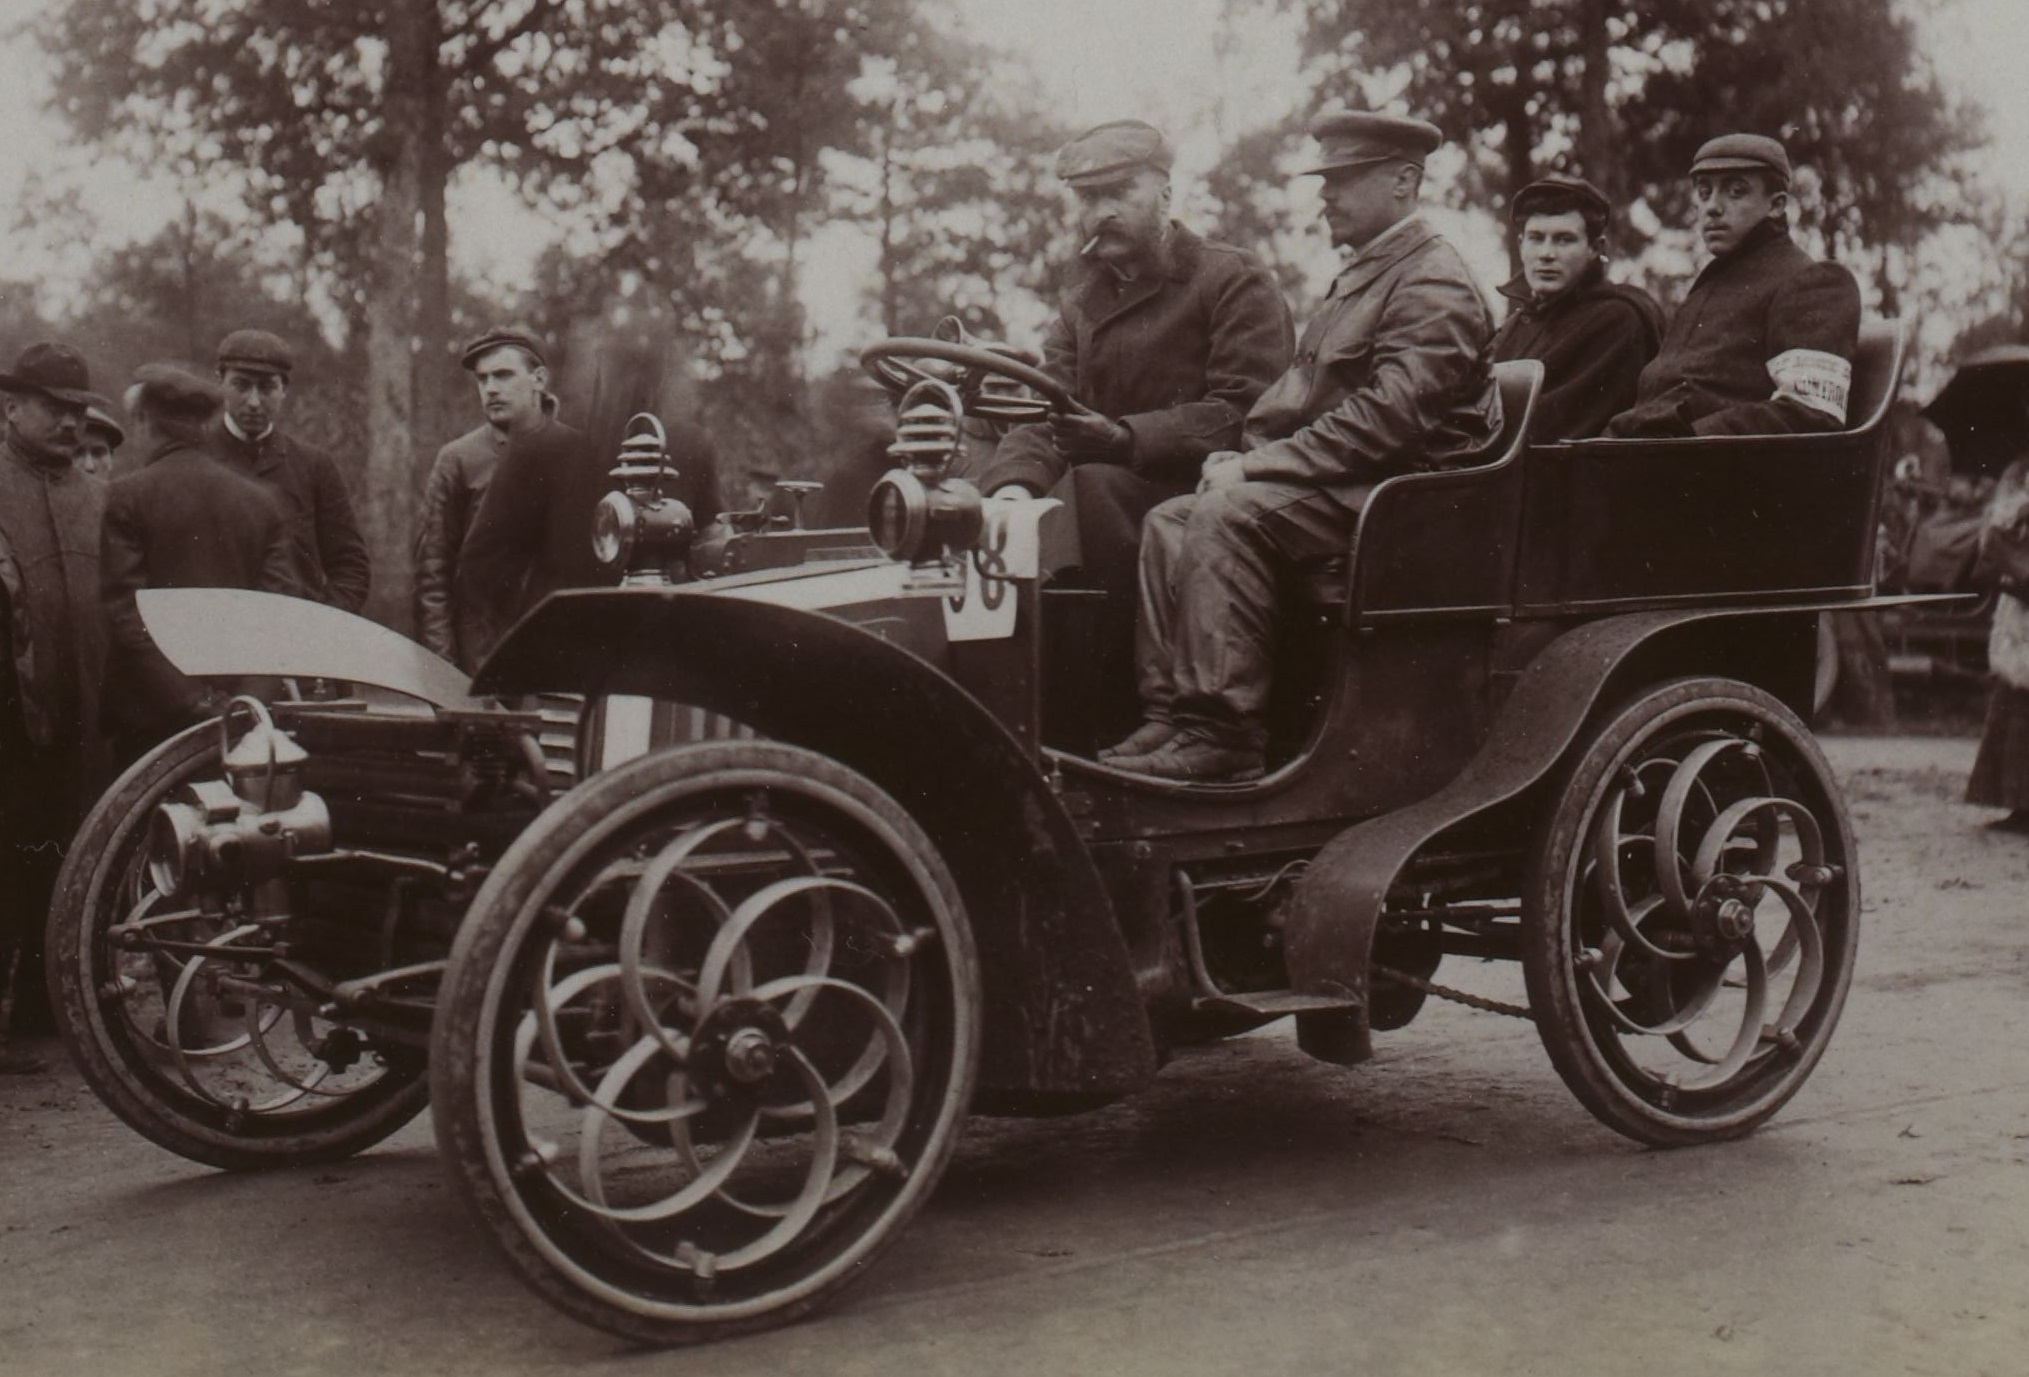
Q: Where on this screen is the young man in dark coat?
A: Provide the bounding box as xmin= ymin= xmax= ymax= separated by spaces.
xmin=455 ymin=344 xmax=720 ymax=667
xmin=1491 ymin=175 xmax=1663 ymax=441
xmin=1110 ymin=110 xmax=1502 ymax=782
xmin=210 ymin=328 xmax=372 ymax=611
xmin=100 ymin=365 xmax=297 ymax=758
xmin=974 ymin=119 xmax=1294 ymax=740
xmin=414 ymin=328 xmax=560 ymax=671
xmin=1607 ymin=134 xmax=1862 ymax=438
xmin=0 ymin=343 xmax=109 ymax=1071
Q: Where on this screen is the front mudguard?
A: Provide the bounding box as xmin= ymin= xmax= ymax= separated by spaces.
xmin=474 ymin=587 xmax=1159 ymax=1104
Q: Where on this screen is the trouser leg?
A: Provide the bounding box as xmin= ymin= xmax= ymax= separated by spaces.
xmin=1169 ymin=482 xmax=1355 ymax=745
xmin=1135 ymin=494 xmax=1198 ymax=717
xmin=1054 ymin=464 xmax=1189 ymax=740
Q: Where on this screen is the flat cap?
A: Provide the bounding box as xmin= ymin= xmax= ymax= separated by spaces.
xmin=1690 ymin=133 xmax=1791 ymax=186
xmin=216 ymin=328 xmax=295 ymax=378
xmin=83 ymin=405 xmax=126 ymax=448
xmin=1511 ymin=174 xmax=1611 ymax=227
xmin=0 ymin=342 xmax=103 ymax=409
xmin=1302 ymin=109 xmax=1442 ymax=177
xmin=460 ymin=326 xmax=547 ymax=372
xmin=1054 ymin=120 xmax=1174 ymax=188
xmin=132 ymin=363 xmax=226 ymax=421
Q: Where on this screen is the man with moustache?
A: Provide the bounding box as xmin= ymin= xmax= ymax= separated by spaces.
xmin=415 ymin=328 xmax=559 ymax=671
xmin=210 ymin=328 xmax=371 ymax=611
xmin=1491 ymin=174 xmax=1663 ymax=441
xmin=0 ymin=343 xmax=110 ymax=1071
xmin=1606 ymin=134 xmax=1861 ymax=438
xmin=976 ymin=119 xmax=1293 ymax=739
xmin=1108 ymin=110 xmax=1501 ymax=782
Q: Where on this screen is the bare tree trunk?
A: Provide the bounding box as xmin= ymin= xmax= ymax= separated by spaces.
xmin=416 ymin=25 xmax=454 ymax=469
xmin=1577 ymin=0 xmax=1618 ymax=232
xmin=360 ymin=0 xmax=434 ymax=631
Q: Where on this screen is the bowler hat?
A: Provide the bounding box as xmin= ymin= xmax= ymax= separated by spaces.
xmin=1301 ymin=109 xmax=1442 ymax=177
xmin=1690 ymin=133 xmax=1791 ymax=187
xmin=1054 ymin=120 xmax=1175 ymax=188
xmin=0 ymin=342 xmax=104 ymax=409
xmin=83 ymin=405 xmax=126 ymax=449
xmin=215 ymin=328 xmax=296 ymax=379
xmin=131 ymin=363 xmax=226 ymax=422
xmin=460 ymin=326 xmax=547 ymax=372
xmin=1510 ymin=174 xmax=1611 ymax=229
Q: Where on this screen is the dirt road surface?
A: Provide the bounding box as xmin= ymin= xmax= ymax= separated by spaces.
xmin=4 ymin=735 xmax=2025 ymax=1376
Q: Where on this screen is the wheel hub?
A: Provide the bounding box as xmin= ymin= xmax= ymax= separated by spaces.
xmin=687 ymin=999 xmax=791 ymax=1102
xmin=1690 ymin=873 xmax=1758 ymax=954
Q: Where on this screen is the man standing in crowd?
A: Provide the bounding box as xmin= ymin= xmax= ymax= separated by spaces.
xmin=210 ymin=328 xmax=371 ymax=611
xmin=78 ymin=405 xmax=124 ymax=484
xmin=975 ymin=119 xmax=1293 ymax=738
xmin=1607 ymin=134 xmax=1861 ymax=438
xmin=0 ymin=343 xmax=108 ymax=1073
xmin=1109 ymin=110 xmax=1502 ymax=782
xmin=416 ymin=327 xmax=559 ymax=671
xmin=457 ymin=341 xmax=719 ymax=665
xmin=100 ymin=365 xmax=296 ymax=761
xmin=1491 ymin=175 xmax=1663 ymax=440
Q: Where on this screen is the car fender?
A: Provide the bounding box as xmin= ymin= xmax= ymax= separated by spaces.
xmin=475 ymin=587 xmax=1159 ymax=1103
xmin=1282 ymin=600 xmax=1898 ymax=1062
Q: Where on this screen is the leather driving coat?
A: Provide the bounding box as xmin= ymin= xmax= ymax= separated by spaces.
xmin=1238 ymin=216 xmax=1501 ymax=506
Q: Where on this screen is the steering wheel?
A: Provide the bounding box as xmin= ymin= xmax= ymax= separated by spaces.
xmin=860 ymin=338 xmax=1075 ymax=425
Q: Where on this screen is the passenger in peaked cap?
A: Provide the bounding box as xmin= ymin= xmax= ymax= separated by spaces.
xmin=414 ymin=326 xmax=564 ymax=671
xmin=211 ymin=327 xmax=371 ymax=612
xmin=1606 ymin=132 xmax=1861 ymax=437
xmin=972 ymin=116 xmax=1294 ymax=750
xmin=1109 ymin=107 xmax=1502 ymax=782
xmin=1491 ymin=173 xmax=1663 ymax=440
xmin=101 ymin=364 xmax=297 ymax=760
xmin=0 ymin=342 xmax=111 ymax=1070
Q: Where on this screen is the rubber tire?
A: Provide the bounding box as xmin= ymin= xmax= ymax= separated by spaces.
xmin=45 ymin=721 xmax=429 ymax=1171
xmin=1521 ymin=677 xmax=1859 ymax=1148
xmin=429 ymin=740 xmax=982 ymax=1346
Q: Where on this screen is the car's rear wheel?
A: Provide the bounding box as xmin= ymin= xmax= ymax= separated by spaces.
xmin=431 ymin=740 xmax=980 ymax=1346
xmin=45 ymin=722 xmax=428 ymax=1171
xmin=1522 ymin=677 xmax=1858 ymax=1147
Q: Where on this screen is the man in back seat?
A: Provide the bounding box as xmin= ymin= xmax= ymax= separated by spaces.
xmin=1107 ymin=109 xmax=1501 ymax=782
xmin=1606 ymin=134 xmax=1861 ymax=437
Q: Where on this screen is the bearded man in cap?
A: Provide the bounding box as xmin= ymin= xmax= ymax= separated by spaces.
xmin=1606 ymin=133 xmax=1861 ymax=437
xmin=211 ymin=328 xmax=371 ymax=612
xmin=0 ymin=342 xmax=110 ymax=1071
xmin=415 ymin=328 xmax=560 ymax=671
xmin=975 ymin=119 xmax=1293 ymax=741
xmin=1109 ymin=110 xmax=1502 ymax=782
xmin=101 ymin=365 xmax=297 ymax=759
xmin=1491 ymin=175 xmax=1663 ymax=441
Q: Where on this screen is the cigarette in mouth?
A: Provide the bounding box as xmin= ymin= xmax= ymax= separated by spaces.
xmin=1081 ymin=235 xmax=1103 ymax=256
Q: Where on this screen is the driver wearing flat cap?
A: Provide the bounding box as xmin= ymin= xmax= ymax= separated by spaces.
xmin=1109 ymin=108 xmax=1502 ymax=782
xmin=974 ymin=117 xmax=1294 ymax=747
xmin=1606 ymin=132 xmax=1861 ymax=437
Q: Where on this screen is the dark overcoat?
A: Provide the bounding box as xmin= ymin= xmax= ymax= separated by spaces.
xmin=1491 ymin=263 xmax=1664 ymax=441
xmin=100 ymin=440 xmax=297 ymax=733
xmin=979 ymin=223 xmax=1294 ymax=496
xmin=210 ymin=421 xmax=371 ymax=611
xmin=1607 ymin=220 xmax=1862 ymax=438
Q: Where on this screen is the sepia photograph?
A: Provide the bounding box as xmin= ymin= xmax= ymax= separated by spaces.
xmin=1 ymin=1 xmax=2026 ymax=1372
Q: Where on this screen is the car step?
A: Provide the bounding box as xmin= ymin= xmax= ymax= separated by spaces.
xmin=1192 ymin=989 xmax=1360 ymax=1018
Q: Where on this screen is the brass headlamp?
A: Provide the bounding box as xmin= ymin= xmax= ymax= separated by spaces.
xmin=591 ymin=413 xmax=697 ymax=586
xmin=867 ymin=378 xmax=983 ymax=567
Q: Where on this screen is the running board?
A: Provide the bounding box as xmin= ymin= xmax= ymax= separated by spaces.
xmin=1192 ymin=989 xmax=1361 ymax=1018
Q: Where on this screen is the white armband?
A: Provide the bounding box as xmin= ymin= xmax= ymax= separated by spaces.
xmin=1768 ymin=348 xmax=1852 ymax=424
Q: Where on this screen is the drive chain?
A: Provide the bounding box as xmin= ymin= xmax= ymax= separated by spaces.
xmin=1372 ymin=963 xmax=1534 ymax=1021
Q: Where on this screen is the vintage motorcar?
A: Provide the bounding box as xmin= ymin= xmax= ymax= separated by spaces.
xmin=48 ymin=318 xmax=1908 ymax=1346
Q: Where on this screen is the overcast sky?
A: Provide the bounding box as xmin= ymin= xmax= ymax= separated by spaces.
xmin=2 ymin=0 xmax=2026 ymax=353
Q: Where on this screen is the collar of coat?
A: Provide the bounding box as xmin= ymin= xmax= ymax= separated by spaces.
xmin=1068 ymin=222 xmax=1205 ymax=312
xmin=1328 ymin=213 xmax=1439 ymax=299
xmin=141 ymin=439 xmax=212 ymax=468
xmin=1691 ymin=217 xmax=1793 ymax=285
